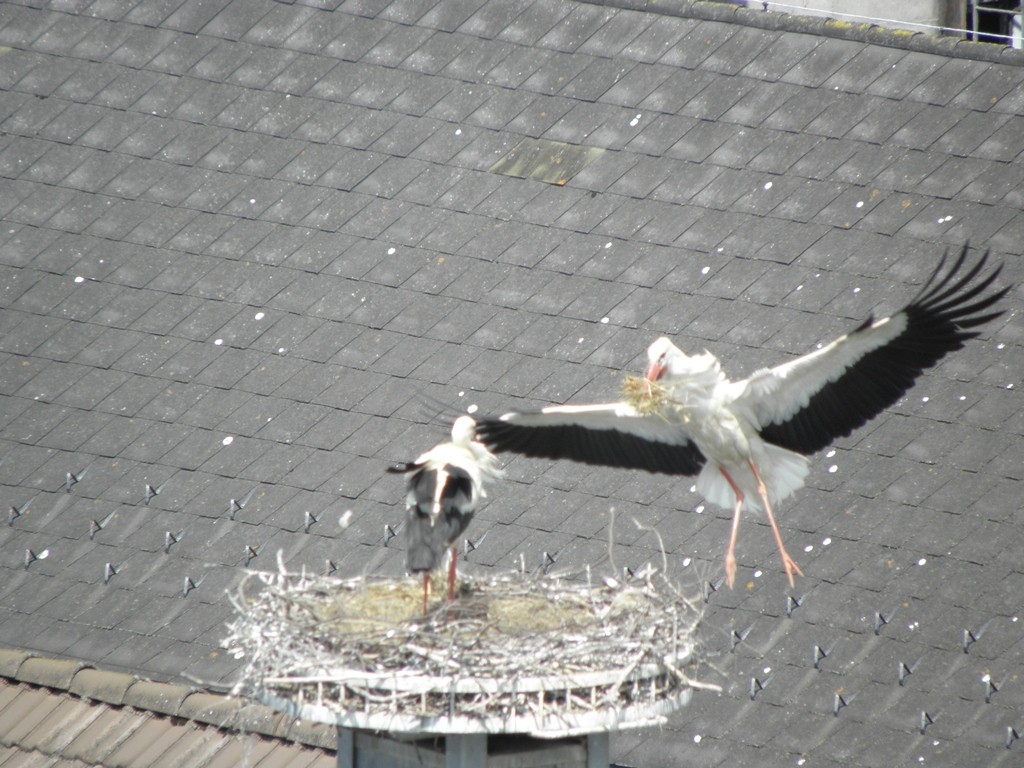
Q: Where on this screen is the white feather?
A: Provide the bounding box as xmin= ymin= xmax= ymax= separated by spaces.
xmin=728 ymin=313 xmax=907 ymax=429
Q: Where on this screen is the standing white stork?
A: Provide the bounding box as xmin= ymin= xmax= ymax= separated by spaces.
xmin=388 ymin=416 xmax=501 ymax=611
xmin=475 ymin=247 xmax=1008 ymax=588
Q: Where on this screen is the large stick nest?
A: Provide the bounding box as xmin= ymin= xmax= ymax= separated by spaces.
xmin=224 ymin=556 xmax=709 ymax=736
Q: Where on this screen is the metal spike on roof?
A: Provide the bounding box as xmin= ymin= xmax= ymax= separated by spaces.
xmin=786 ymin=593 xmax=803 ymax=618
xmin=464 ymin=530 xmax=487 ymax=556
xmin=382 ymin=524 xmax=398 ymax=546
xmin=144 ymin=482 xmax=163 ymax=506
xmin=1008 ymin=725 xmax=1020 ymax=749
xmin=228 ymin=488 xmax=256 ymax=520
xmin=833 ymin=692 xmax=853 ymax=717
xmin=8 ymin=498 xmax=31 ymax=526
xmin=325 ymin=559 xmax=337 ymax=576
xmin=164 ymin=530 xmax=182 ymax=554
xmin=303 ymin=510 xmax=320 ymax=533
xmin=730 ymin=625 xmax=754 ymax=652
xmin=919 ymin=711 xmax=935 ymax=735
xmin=66 ymin=468 xmax=87 ymax=492
xmin=898 ymin=658 xmax=921 ymax=686
xmin=874 ymin=609 xmax=893 ymax=635
xmin=703 ymin=577 xmax=724 ymax=603
xmin=103 ymin=562 xmax=120 ymax=584
xmin=89 ymin=511 xmax=116 ymax=541
xmin=813 ymin=642 xmax=837 ymax=670
xmin=749 ymin=675 xmax=771 ymax=701
xmin=244 ymin=544 xmax=262 ymax=566
xmin=24 ymin=549 xmax=37 ymax=569
xmin=962 ymin=619 xmax=991 ymax=653
xmin=182 ymin=575 xmax=204 ymax=598
xmin=984 ymin=675 xmax=999 ymax=703
xmin=542 ymin=551 xmax=558 ymax=574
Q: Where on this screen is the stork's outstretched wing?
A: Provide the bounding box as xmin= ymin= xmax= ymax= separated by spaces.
xmin=475 ymin=403 xmax=706 ymax=476
xmin=731 ymin=246 xmax=1007 ymax=454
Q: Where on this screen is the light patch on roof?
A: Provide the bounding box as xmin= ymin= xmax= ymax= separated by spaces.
xmin=489 ymin=138 xmax=603 ymax=186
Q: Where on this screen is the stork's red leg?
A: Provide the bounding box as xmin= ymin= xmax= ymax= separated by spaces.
xmin=447 ymin=545 xmax=457 ymax=601
xmin=720 ymin=467 xmax=745 ymax=589
xmin=748 ymin=459 xmax=803 ymax=587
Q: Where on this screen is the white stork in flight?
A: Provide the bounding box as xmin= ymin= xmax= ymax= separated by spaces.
xmin=388 ymin=416 xmax=501 ymax=611
xmin=475 ymin=247 xmax=1008 ymax=588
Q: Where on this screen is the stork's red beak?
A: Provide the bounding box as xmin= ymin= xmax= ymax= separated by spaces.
xmin=646 ymin=361 xmax=665 ymax=381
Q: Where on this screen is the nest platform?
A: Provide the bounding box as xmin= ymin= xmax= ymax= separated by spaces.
xmin=225 ymin=561 xmax=707 ymax=739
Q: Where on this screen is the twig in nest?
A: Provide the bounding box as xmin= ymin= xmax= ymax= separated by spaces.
xmin=223 ymin=565 xmax=706 ymax=727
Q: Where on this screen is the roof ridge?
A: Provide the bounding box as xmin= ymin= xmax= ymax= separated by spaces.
xmin=0 ymin=647 xmax=335 ymax=751
xmin=579 ymin=0 xmax=1024 ymax=65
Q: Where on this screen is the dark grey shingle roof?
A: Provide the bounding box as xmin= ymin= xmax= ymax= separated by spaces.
xmin=1 ymin=1 xmax=1023 ymax=766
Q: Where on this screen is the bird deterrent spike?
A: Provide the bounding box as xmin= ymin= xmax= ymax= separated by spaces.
xmin=963 ymin=628 xmax=976 ymax=653
xmin=103 ymin=562 xmax=120 ymax=584
xmin=182 ymin=575 xmax=204 ymax=598
xmin=66 ymin=468 xmax=87 ymax=492
xmin=899 ymin=662 xmax=912 ymax=686
xmin=244 ymin=544 xmax=261 ymax=566
xmin=542 ymin=551 xmax=558 ymax=574
xmin=813 ymin=644 xmax=826 ymax=669
xmin=833 ymin=692 xmax=854 ymax=716
xmin=164 ymin=530 xmax=182 ymax=554
xmin=813 ymin=642 xmax=837 ymax=670
xmin=749 ymin=674 xmax=772 ymax=701
xmin=786 ymin=593 xmax=802 ymax=618
xmin=730 ymin=625 xmax=754 ymax=653
xmin=703 ymin=576 xmax=724 ymax=603
xmin=749 ymin=677 xmax=763 ymax=700
xmin=464 ymin=530 xmax=488 ymax=555
xmin=897 ymin=657 xmax=922 ymax=687
xmin=303 ymin=510 xmax=320 ymax=533
xmin=89 ymin=511 xmax=117 ymax=541
xmin=919 ymin=711 xmax=935 ymax=735
xmin=1007 ymin=726 xmax=1020 ymax=750
xmin=144 ymin=482 xmax=162 ymax=506
xmin=962 ymin=619 xmax=992 ymax=653
xmin=731 ymin=630 xmax=743 ymax=652
xmin=9 ymin=498 xmax=32 ymax=526
xmin=228 ymin=488 xmax=256 ymax=520
xmin=985 ymin=677 xmax=999 ymax=703
xmin=874 ymin=610 xmax=893 ymax=635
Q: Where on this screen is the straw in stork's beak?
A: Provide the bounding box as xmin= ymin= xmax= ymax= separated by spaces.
xmin=622 ymin=374 xmax=669 ymax=414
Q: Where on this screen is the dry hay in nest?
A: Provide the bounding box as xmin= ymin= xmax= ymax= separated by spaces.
xmin=622 ymin=374 xmax=671 ymax=414
xmin=224 ymin=556 xmax=710 ymax=736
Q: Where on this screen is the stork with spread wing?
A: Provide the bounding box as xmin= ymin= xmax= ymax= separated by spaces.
xmin=476 ymin=246 xmax=1008 ymax=587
